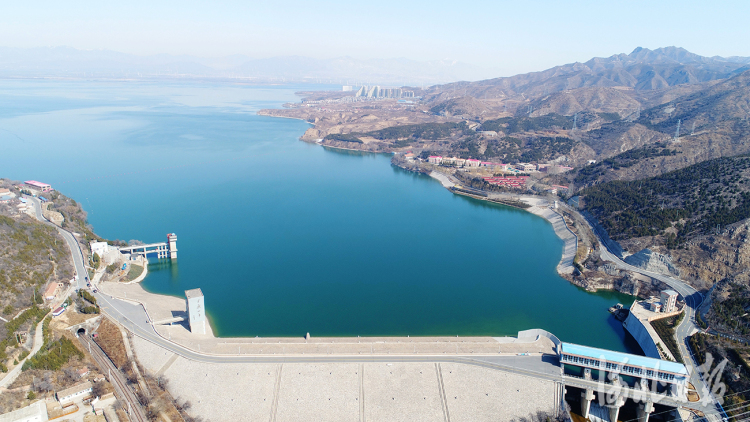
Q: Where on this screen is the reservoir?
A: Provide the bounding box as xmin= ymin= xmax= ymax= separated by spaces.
xmin=0 ymin=80 xmax=639 ymax=352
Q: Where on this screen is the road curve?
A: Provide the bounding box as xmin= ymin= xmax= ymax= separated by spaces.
xmin=583 ymin=213 xmax=725 ymax=420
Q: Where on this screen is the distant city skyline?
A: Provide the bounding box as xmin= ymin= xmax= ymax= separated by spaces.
xmin=2 ymin=0 xmax=749 ymax=78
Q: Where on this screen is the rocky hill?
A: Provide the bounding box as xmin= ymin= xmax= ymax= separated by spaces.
xmin=424 ymin=47 xmax=750 ymax=103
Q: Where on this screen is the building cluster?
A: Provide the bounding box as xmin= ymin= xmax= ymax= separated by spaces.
xmin=426 ymin=156 xmax=573 ymax=175
xmin=483 ymin=176 xmax=529 ymax=189
xmin=354 ymin=85 xmax=415 ymax=99
xmin=0 ymin=369 xmax=112 ymax=421
xmin=428 ymin=156 xmax=507 ymax=170
xmin=0 ymin=183 xmax=40 ymax=217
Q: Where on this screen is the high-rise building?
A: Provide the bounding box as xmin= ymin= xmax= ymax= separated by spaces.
xmin=660 ymin=290 xmax=678 ymax=313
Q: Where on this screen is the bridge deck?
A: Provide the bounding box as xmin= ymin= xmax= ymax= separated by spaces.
xmin=119 ymin=242 xmax=168 ymax=252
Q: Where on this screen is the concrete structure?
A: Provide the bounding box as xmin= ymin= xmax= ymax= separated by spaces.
xmin=118 ymin=233 xmax=177 ymax=260
xmin=480 ymin=161 xmax=505 ymax=169
xmin=185 ymin=288 xmax=206 ymax=334
xmin=0 ymin=401 xmax=48 ymax=422
xmin=56 ymin=381 xmax=93 ymax=405
xmin=167 ymin=233 xmax=178 ymax=259
xmin=650 ymin=302 xmax=662 ymax=312
xmin=561 ymin=342 xmax=689 ymax=388
xmin=623 ymin=302 xmax=663 ymax=359
xmin=23 ymin=181 xmax=53 ymax=192
xmin=561 ymin=343 xmax=688 ymax=420
xmin=428 ymin=156 xmax=443 ymax=164
xmin=661 ymin=290 xmax=678 ymax=313
xmin=465 ymin=158 xmax=481 ymax=167
xmin=515 ymin=163 xmax=536 ymax=172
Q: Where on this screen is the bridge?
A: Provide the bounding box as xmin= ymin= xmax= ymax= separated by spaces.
xmin=153 ymin=316 xmax=186 ymax=325
xmin=119 ymin=233 xmax=177 ymax=259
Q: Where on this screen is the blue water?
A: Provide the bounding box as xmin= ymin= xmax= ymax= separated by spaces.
xmin=0 ymin=79 xmax=640 ymax=352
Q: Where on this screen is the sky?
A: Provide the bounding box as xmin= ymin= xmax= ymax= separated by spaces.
xmin=2 ymin=0 xmax=749 ymax=77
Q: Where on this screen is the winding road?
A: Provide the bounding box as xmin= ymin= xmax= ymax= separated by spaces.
xmin=584 ymin=212 xmax=726 ymax=420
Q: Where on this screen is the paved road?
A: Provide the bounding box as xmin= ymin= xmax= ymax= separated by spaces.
xmin=28 ymin=197 xmax=88 ymax=292
xmin=584 ymin=213 xmax=726 ymax=420
xmin=0 ymin=318 xmax=45 ymax=389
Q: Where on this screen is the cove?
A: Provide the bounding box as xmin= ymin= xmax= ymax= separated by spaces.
xmin=0 ymin=79 xmax=640 ymax=353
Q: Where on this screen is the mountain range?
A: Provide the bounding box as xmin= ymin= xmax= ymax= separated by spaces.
xmin=0 ymin=46 xmax=489 ymax=85
xmin=424 ymin=47 xmax=750 ymax=102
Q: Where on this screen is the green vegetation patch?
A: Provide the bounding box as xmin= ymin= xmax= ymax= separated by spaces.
xmin=0 ymin=306 xmax=48 ymax=365
xmin=581 ymin=155 xmax=750 ymax=244
xmin=324 ymin=133 xmax=363 ymax=143
xmin=127 ymin=264 xmax=144 ymax=281
xmin=518 ymin=137 xmax=575 ymax=163
xmin=650 ymin=312 xmax=684 ymax=363
xmin=481 ymin=113 xmax=575 ymax=133
xmin=709 ymin=284 xmax=750 ymax=336
xmin=597 ymin=112 xmax=621 ymax=122
xmin=77 ymin=290 xmax=100 ymax=314
xmin=574 ymin=143 xmax=679 ymax=185
xmin=22 ymin=336 xmax=83 ymax=371
xmin=364 ymin=122 xmax=471 ymax=141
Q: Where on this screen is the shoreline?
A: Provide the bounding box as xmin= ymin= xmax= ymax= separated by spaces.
xmin=425 ymin=171 xmax=576 ymax=275
xmin=104 ymin=167 xmax=577 ymax=347
xmin=99 ymin=105 xmax=576 ymax=345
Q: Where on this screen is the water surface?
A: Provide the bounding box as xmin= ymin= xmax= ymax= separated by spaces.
xmin=0 ymin=80 xmax=639 ymax=352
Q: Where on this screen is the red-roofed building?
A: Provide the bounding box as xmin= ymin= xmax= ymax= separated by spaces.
xmin=44 ymin=283 xmax=61 ymax=301
xmin=24 ymin=180 xmax=53 ymax=192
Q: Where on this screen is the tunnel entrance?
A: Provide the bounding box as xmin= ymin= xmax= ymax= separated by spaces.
xmin=77 ymin=328 xmax=86 ymax=336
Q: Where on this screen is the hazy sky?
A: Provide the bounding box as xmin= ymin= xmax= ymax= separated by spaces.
xmin=2 ymin=0 xmax=748 ymax=76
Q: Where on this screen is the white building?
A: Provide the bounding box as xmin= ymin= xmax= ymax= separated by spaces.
xmin=515 ymin=163 xmax=536 ymax=172
xmin=90 ymin=241 xmax=108 ymax=258
xmin=465 ymin=159 xmax=481 ymax=167
xmin=0 ymin=401 xmax=48 ymax=422
xmin=661 ymin=290 xmax=678 ymax=313
xmin=56 ymin=381 xmax=93 ymax=405
xmin=428 ymin=156 xmax=443 ymax=164
xmin=186 ymin=288 xmax=206 ymax=334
